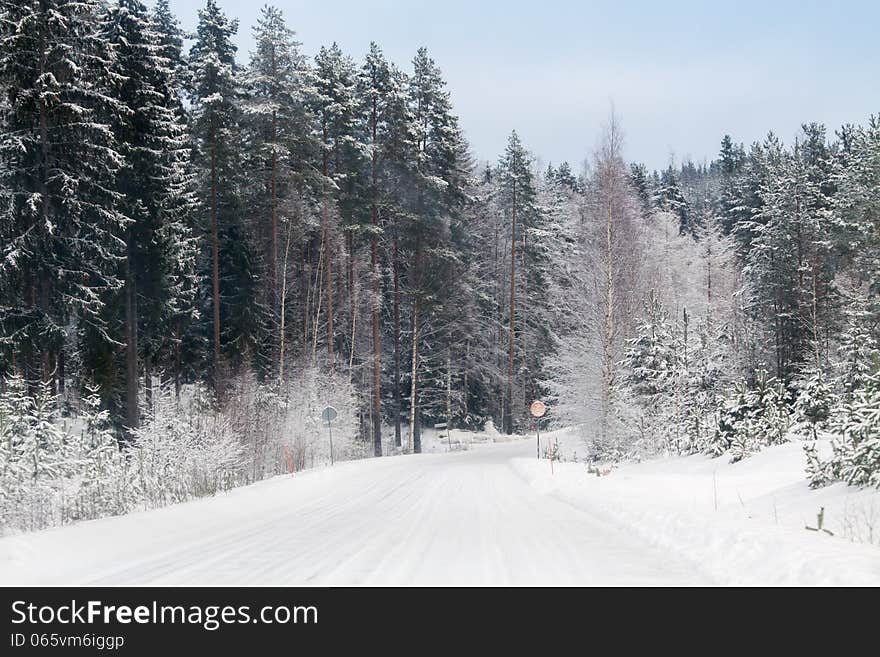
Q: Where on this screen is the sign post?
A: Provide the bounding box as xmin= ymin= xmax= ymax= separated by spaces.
xmin=320 ymin=406 xmax=338 ymax=465
xmin=529 ymin=400 xmax=546 ymax=460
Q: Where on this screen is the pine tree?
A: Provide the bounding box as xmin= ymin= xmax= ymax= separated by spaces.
xmin=242 ymin=5 xmax=314 ymax=373
xmin=740 ymin=128 xmax=839 ymax=382
xmin=621 ymin=291 xmax=676 ymax=449
xmin=0 ymin=374 xmax=31 ymax=516
xmin=189 ymin=0 xmax=263 ymax=389
xmin=311 ymin=43 xmax=364 ymax=371
xmin=496 ymin=131 xmax=537 ymax=434
xmin=404 ymin=47 xmax=465 ymax=451
xmin=359 ymin=43 xmax=417 ymax=450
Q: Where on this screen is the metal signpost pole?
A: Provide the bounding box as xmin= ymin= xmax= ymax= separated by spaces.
xmin=328 ymin=419 xmax=334 ymax=466
xmin=536 ymin=421 xmax=540 ymax=459
xmin=529 ymin=400 xmax=546 ymax=460
xmin=321 ymin=406 xmax=338 ymax=466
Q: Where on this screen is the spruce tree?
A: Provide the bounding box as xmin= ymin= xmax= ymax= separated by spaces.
xmin=629 ymin=163 xmax=653 ymax=216
xmin=653 ymin=165 xmax=692 ymax=233
xmin=152 ymin=0 xmax=187 ymax=100
xmin=0 ymin=0 xmax=128 ymax=393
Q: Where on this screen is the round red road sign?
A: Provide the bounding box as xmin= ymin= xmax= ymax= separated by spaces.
xmin=529 ymin=400 xmax=546 ymax=418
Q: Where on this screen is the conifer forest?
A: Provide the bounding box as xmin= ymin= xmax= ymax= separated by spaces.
xmin=0 ymin=1 xmax=878 ymax=588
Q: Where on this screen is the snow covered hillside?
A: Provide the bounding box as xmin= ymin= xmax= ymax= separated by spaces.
xmin=1 ymin=430 xmax=876 ymax=586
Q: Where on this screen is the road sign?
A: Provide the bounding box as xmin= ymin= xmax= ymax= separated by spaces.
xmin=529 ymin=400 xmax=546 ymax=418
xmin=321 ymin=406 xmax=338 ymax=425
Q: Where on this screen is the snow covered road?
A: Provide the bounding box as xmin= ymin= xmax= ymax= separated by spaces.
xmin=0 ymin=439 xmax=711 ymax=586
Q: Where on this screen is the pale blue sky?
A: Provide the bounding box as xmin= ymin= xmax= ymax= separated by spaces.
xmin=155 ymin=0 xmax=880 ymax=171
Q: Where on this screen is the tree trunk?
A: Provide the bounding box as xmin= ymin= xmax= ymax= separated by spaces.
xmin=601 ymin=173 xmax=615 ymax=446
xmin=370 ymin=98 xmax=382 ymax=456
xmin=323 ymin=200 xmax=334 ymax=362
xmin=124 ymin=230 xmax=139 ymax=434
xmin=302 ymin=245 xmax=309 ymax=346
xmin=270 ymin=110 xmax=278 ymax=317
xmin=371 ymin=225 xmax=381 ymax=455
xmin=349 ymin=272 xmax=358 ymax=379
xmin=37 ymin=24 xmax=51 ymax=386
xmin=57 ymin=344 xmax=65 ymax=398
xmin=322 ymin=136 xmax=334 ymax=363
xmin=144 ymin=352 xmax=153 ymax=417
xmin=409 ymin=294 xmax=420 ymax=453
xmin=174 ymin=321 xmax=181 ymax=400
xmin=210 ymin=141 xmax=221 ymax=394
xmin=393 ymin=234 xmax=402 ymax=447
xmin=506 ymin=176 xmax=517 ymax=434
xmin=39 ymin=274 xmax=51 ymax=385
xmin=446 ymin=348 xmax=452 ymax=437
xmin=278 ymin=216 xmax=293 ymax=382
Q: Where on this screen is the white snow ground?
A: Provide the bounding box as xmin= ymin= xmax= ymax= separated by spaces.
xmin=1 ymin=429 xmax=878 ymax=586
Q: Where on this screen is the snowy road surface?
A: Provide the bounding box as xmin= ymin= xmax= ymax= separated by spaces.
xmin=0 ymin=439 xmax=711 ymax=586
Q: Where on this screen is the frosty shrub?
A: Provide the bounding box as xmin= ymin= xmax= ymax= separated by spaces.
xmin=66 ymin=386 xmax=135 ymax=522
xmin=134 ymin=367 xmax=361 ymax=503
xmin=218 ymin=365 xmax=360 ymax=480
xmin=0 ymin=377 xmax=134 ymax=532
xmin=0 ymin=364 xmax=363 ymax=535
xmin=273 ymin=364 xmax=363 ymax=470
xmin=132 ymin=383 xmax=242 ymax=508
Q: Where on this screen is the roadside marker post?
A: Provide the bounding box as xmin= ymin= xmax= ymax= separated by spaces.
xmin=284 ymin=444 xmax=294 ymax=474
xmin=321 ymin=406 xmax=338 ymax=466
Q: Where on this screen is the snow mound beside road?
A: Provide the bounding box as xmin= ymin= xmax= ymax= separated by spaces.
xmin=513 ymin=429 xmax=880 ymax=586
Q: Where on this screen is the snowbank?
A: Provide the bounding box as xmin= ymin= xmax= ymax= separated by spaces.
xmin=512 ymin=427 xmax=880 ymax=585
